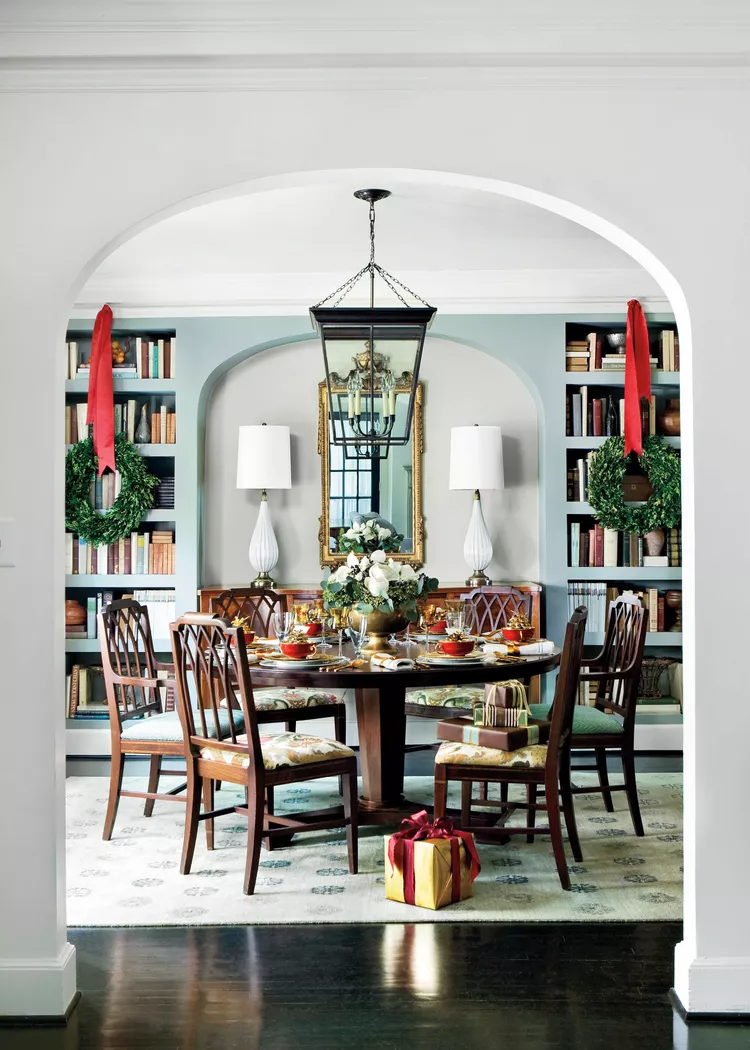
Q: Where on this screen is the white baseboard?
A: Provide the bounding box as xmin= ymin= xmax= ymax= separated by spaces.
xmin=674 ymin=940 xmax=750 ymax=1014
xmin=0 ymin=942 xmax=77 ymax=1019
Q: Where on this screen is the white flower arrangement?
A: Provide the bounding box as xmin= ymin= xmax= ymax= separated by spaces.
xmin=337 ymin=518 xmax=404 ymax=555
xmin=322 ymin=552 xmax=437 ymax=616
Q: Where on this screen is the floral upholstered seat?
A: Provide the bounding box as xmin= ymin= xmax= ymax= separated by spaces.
xmin=405 ymin=685 xmax=485 ymax=710
xmin=435 ymin=740 xmax=548 ymax=769
xmin=199 ymin=731 xmax=355 ymax=772
xmin=253 ymin=687 xmax=343 ymax=712
xmin=529 ymin=703 xmax=624 ymax=735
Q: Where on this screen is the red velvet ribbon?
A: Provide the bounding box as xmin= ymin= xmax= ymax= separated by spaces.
xmin=623 ymin=298 xmax=651 ymax=457
xmin=86 ymin=304 xmax=116 ymax=476
xmin=388 ymin=810 xmax=481 ymax=906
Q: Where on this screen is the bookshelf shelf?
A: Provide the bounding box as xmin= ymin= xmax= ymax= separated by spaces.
xmin=566 ymin=371 xmax=680 ymax=387
xmin=568 ymin=567 xmax=682 ymax=581
xmin=65 ymin=575 xmax=176 ymax=586
xmin=65 ymin=443 xmax=179 ymax=458
xmin=565 ymin=436 xmax=680 ymax=449
xmin=65 ymin=379 xmax=177 ymax=394
xmin=585 ymin=631 xmax=682 ymax=647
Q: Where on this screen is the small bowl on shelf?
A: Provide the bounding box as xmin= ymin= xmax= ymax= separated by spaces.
xmin=606 ymin=332 xmax=627 ymax=354
xmin=500 ymin=626 xmax=535 ymax=643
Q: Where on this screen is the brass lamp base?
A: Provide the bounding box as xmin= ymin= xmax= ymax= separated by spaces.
xmin=466 ymin=570 xmax=492 ymax=588
xmin=251 ymin=571 xmax=276 ymax=589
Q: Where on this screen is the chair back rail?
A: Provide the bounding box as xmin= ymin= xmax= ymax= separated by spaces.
xmin=547 ymin=606 xmax=588 ymax=756
xmin=583 ymin=596 xmax=648 ymax=722
xmin=460 ymin=586 xmax=534 ymax=636
xmin=170 ymin=614 xmax=263 ymax=769
xmin=99 ymin=599 xmax=164 ymax=723
xmin=211 ymin=588 xmax=286 ymax=638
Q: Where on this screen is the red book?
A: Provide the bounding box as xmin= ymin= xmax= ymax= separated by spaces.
xmin=581 ymin=533 xmax=589 ymax=568
xmin=674 ymin=335 xmax=680 ymax=371
xmin=594 ymin=337 xmax=603 ymax=369
xmin=594 ymin=524 xmax=604 ymax=568
xmin=141 ymin=340 xmax=150 ymax=379
xmin=592 ymin=399 xmax=603 ymax=436
xmin=164 ymin=337 xmax=171 ymax=380
xmin=124 ymin=540 xmax=131 ymax=575
xmin=108 ymin=544 xmax=115 ymax=575
xmin=588 ymin=529 xmax=596 ymax=567
xmin=657 ymin=597 xmax=665 ymax=632
xmin=72 ymin=537 xmax=79 ymax=574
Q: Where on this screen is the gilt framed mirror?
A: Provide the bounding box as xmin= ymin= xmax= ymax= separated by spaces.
xmin=318 ymin=380 xmax=424 ymax=567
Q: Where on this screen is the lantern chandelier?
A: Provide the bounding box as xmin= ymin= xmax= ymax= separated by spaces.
xmin=310 ymin=189 xmax=437 ymax=458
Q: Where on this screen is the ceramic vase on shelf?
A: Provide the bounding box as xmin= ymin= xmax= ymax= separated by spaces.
xmin=65 ymin=599 xmax=86 ymax=626
xmin=348 ymin=608 xmax=409 ymax=655
xmin=664 ymin=590 xmax=682 ymax=632
xmin=135 ymin=404 xmax=151 ymax=444
xmin=643 ymin=528 xmax=665 ymax=557
xmin=657 ymin=399 xmax=680 ymax=436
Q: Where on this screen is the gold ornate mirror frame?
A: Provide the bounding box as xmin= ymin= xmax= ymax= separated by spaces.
xmin=318 ymin=380 xmax=424 ymax=568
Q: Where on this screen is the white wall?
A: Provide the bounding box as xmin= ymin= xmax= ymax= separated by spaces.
xmin=203 ymin=337 xmax=538 ymax=586
xmin=1 ymin=3 xmax=750 ymax=1018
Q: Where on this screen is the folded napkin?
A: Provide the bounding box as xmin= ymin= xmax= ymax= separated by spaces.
xmin=370 ymin=652 xmax=416 ymax=671
xmin=482 ymin=639 xmax=555 ymax=656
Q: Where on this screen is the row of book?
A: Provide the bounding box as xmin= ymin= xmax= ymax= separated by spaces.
xmin=566 ymin=388 xmax=678 ymax=438
xmin=66 ymin=335 xmax=176 ymax=381
xmin=567 ymin=582 xmax=681 ymax=634
xmin=566 ymin=330 xmax=679 ymax=372
xmin=65 ymin=400 xmax=177 ymax=445
xmin=567 ymin=453 xmax=595 ymax=503
xmin=66 ymin=590 xmax=177 ymax=643
xmin=569 ymin=523 xmax=681 ymax=568
xmin=66 ymin=662 xmax=171 ymax=719
xmin=65 ymin=530 xmax=176 ymax=576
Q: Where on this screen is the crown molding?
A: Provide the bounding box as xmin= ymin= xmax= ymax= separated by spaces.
xmin=1 ymin=54 xmax=750 ymax=92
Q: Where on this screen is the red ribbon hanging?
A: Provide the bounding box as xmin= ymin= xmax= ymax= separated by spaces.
xmin=388 ymin=810 xmax=481 ymax=906
xmin=86 ymin=305 xmax=116 ymax=476
xmin=623 ymin=298 xmax=652 ymax=457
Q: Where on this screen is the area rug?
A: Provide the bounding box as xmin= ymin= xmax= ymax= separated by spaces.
xmin=66 ymin=774 xmax=682 ymax=926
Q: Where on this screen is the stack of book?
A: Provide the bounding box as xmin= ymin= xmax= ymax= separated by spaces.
xmin=67 ymin=664 xmax=109 ymax=719
xmin=566 ymin=387 xmax=667 ymax=438
xmin=667 ymin=526 xmax=681 ymax=566
xmin=65 ymin=531 xmax=176 ymax=575
xmin=154 ymin=476 xmax=175 ymax=509
xmin=566 ymin=339 xmax=591 ymax=372
xmin=659 ymin=330 xmax=680 ymax=371
xmin=65 ymin=399 xmax=177 ymax=445
xmin=567 ymin=582 xmax=674 ymax=634
xmin=565 ymin=329 xmax=679 ymax=372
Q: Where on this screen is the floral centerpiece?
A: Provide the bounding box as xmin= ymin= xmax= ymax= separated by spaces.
xmin=322 ymin=551 xmax=438 ymax=654
xmin=337 ymin=519 xmax=404 ymax=556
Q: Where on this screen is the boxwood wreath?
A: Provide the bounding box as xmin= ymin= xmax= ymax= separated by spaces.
xmin=65 ymin=434 xmax=158 ymax=545
xmin=587 ymin=435 xmax=681 ymax=534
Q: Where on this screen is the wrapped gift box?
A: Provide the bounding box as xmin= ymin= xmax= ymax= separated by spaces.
xmin=385 ymin=811 xmax=480 ymax=910
xmin=437 ymin=714 xmax=550 ymax=752
xmin=483 ymin=680 xmax=528 ymax=711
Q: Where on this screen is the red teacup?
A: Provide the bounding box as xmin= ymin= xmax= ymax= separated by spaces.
xmin=305 ymin=622 xmax=322 ymax=637
xmin=437 ymin=639 xmax=475 ymax=657
xmin=280 ymin=640 xmax=317 ymax=659
xmin=428 ymin=619 xmax=448 ymax=634
xmin=500 ymin=626 xmax=535 ymax=643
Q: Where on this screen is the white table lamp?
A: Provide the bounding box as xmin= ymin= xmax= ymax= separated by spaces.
xmin=449 ymin=425 xmax=504 ymax=587
xmin=237 ymin=424 xmax=292 ymax=588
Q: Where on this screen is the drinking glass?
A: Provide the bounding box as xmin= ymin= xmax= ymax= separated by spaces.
xmin=446 ymin=607 xmax=465 ymax=636
xmin=272 ymin=611 xmax=295 ymax=644
xmin=348 ymin=614 xmax=369 ymax=659
xmin=329 ymin=606 xmax=350 ymax=657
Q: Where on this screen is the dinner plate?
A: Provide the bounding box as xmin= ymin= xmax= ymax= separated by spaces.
xmin=258 ymin=652 xmax=345 ymax=670
xmin=418 ymin=651 xmax=488 ymax=666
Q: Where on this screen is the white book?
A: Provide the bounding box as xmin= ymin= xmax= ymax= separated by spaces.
xmin=114 ymin=470 xmax=122 ymax=499
xmin=76 ymin=402 xmax=88 ymax=439
xmin=131 ymin=531 xmax=139 ymax=574
xmin=643 ymin=555 xmax=668 ymax=567
xmin=68 ymin=341 xmax=78 ymax=380
xmin=619 ymin=398 xmax=625 ymax=435
xmin=648 ymin=587 xmax=659 ymax=632
xmin=143 ymin=531 xmax=150 ymax=576
xmin=160 ymin=405 xmax=167 ymax=444
xmin=135 ymin=337 xmax=143 ymax=379
xmin=64 ymin=533 xmax=73 ymax=574
xmin=603 ymin=528 xmax=618 ymax=567
xmin=570 ymin=522 xmax=580 ymax=567
xmin=127 ymin=399 xmax=137 ymax=443
xmin=581 ymin=385 xmax=588 ymax=437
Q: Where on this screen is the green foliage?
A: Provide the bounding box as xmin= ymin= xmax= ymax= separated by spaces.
xmin=337 ymin=525 xmax=404 ymax=555
xmin=587 ymin=435 xmax=682 ymax=533
xmin=65 ymin=435 xmax=159 ymax=546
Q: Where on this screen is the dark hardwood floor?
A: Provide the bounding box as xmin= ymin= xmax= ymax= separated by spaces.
xmin=4 ymin=922 xmax=745 ymax=1049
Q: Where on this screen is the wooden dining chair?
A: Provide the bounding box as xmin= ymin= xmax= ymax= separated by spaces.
xmin=99 ymin=599 xmax=188 ymax=840
xmin=433 ymin=607 xmax=588 ymax=890
xmin=405 ymin=586 xmax=538 ymax=720
xmin=170 ymin=613 xmax=359 ymax=895
xmin=529 ymin=594 xmax=648 ymax=835
xmin=210 ymin=587 xmax=347 ymax=744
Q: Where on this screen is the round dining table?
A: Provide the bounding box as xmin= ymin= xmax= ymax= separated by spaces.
xmin=249 ymin=641 xmax=561 ymax=826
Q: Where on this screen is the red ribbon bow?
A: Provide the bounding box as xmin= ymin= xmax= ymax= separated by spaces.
xmin=623 ymin=298 xmax=652 ymax=458
xmin=388 ymin=810 xmax=481 ymax=906
xmin=86 ymin=304 xmax=116 ymax=476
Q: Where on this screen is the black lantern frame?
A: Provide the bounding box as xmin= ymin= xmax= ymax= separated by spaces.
xmin=309 ymin=189 xmax=436 ymax=459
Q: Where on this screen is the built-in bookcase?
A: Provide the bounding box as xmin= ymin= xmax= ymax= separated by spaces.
xmin=64 ymin=328 xmax=179 ymax=749
xmin=564 ymin=321 xmax=683 ymax=749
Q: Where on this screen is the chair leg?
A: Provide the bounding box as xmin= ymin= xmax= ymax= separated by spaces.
xmin=180 ymin=770 xmax=202 ymax=876
xmin=545 ymin=764 xmax=570 ymax=890
xmin=621 ymin=746 xmax=645 ymax=837
xmin=434 ymin=768 xmax=448 ymax=819
xmin=334 ymin=705 xmax=347 ymax=796
xmin=342 ymin=765 xmax=359 ymax=875
xmin=500 ymin=782 xmax=509 ymax=804
xmin=263 ymin=785 xmax=275 ymax=851
xmin=243 ymin=773 xmax=265 ymax=896
xmin=143 ymin=754 xmax=162 ymax=818
xmin=461 ymin=781 xmax=472 ymax=826
xmin=526 ymin=783 xmax=537 ymax=844
xmin=596 ymin=748 xmax=615 ymax=812
xmin=559 ymin=755 xmax=582 ymax=862
xmin=102 ymin=747 xmax=125 ymax=841
xmin=203 ymin=778 xmax=215 ymax=851
xmin=285 ymin=720 xmax=297 ymax=733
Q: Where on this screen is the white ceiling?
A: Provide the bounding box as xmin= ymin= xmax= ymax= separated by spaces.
xmin=78 ymin=181 xmax=665 ymax=315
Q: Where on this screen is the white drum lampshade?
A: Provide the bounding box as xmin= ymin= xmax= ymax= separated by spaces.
xmin=237 ymin=425 xmax=292 ymax=588
xmin=449 ymin=425 xmax=504 ymax=587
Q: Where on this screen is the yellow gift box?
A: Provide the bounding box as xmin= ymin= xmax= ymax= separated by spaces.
xmin=384 ymin=832 xmax=476 ymax=910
